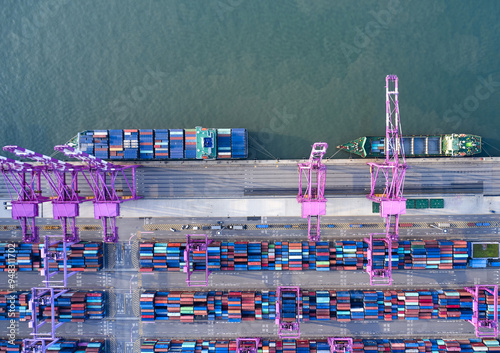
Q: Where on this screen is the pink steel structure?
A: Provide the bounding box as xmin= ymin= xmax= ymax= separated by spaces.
xmin=23 ymin=234 xmax=77 ymax=353
xmin=0 ymin=156 xmax=47 ymax=243
xmin=4 ymin=146 xmax=90 ymax=242
xmin=23 ymin=286 xmax=68 ymax=353
xmin=275 ymin=286 xmax=301 ymax=339
xmin=367 ymin=75 xmax=407 ymax=242
xmin=365 ymin=75 xmax=407 ymax=286
xmin=364 ymin=234 xmax=392 ymax=286
xmin=54 ymin=145 xmax=140 ymax=242
xmin=183 ymin=234 xmax=213 ymax=287
xmin=41 ymin=234 xmax=77 ymax=288
xmin=327 ymin=337 xmax=353 ymax=353
xmin=464 ymin=284 xmax=498 ymax=338
xmin=236 ymin=338 xmax=261 ymax=353
xmin=297 ymin=142 xmax=328 ymax=242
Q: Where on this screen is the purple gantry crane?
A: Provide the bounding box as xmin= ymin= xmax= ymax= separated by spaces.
xmin=54 ymin=145 xmax=140 ymax=242
xmin=275 ymin=286 xmax=301 ymax=339
xmin=236 ymin=338 xmax=261 ymax=353
xmin=23 ymin=287 xmax=68 ymax=353
xmin=3 ymin=146 xmax=90 ymax=242
xmin=365 ymin=75 xmax=407 ymax=285
xmin=0 ymin=156 xmax=47 ymax=243
xmin=464 ymin=284 xmax=498 ymax=337
xmin=363 ymin=234 xmax=392 ymax=286
xmin=327 ymin=337 xmax=353 ymax=353
xmin=183 ymin=234 xmax=213 ymax=287
xmin=297 ymin=143 xmax=328 ymax=242
xmin=23 ymin=234 xmax=78 ymax=353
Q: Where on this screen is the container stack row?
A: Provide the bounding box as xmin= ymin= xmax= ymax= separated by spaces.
xmin=184 ymin=129 xmax=197 ymax=159
xmin=77 ymin=128 xmax=248 ymax=159
xmin=231 ymin=128 xmax=247 ymax=158
xmin=0 ymin=339 xmax=105 ymax=353
xmin=140 ymin=290 xmax=276 ymax=322
xmin=374 ymin=199 xmax=445 ymax=212
xmin=0 ymin=242 xmax=103 ymax=272
xmin=109 ymin=129 xmax=124 ymax=159
xmin=124 ymin=129 xmax=139 ymax=159
xmin=217 ymin=128 xmax=231 ymax=159
xmin=79 ymin=131 xmax=95 ymax=155
xmin=93 ymin=130 xmax=109 ymax=159
xmin=140 ymin=129 xmax=154 ymax=159
xmin=169 ymin=129 xmax=184 ymax=159
xmin=139 ymin=240 xmax=473 ymax=272
xmin=154 ymin=129 xmax=169 ymax=158
xmin=137 ymin=289 xmax=500 ymax=322
xmin=0 ymin=291 xmax=106 ymax=321
xmin=140 ymin=338 xmax=500 ymax=353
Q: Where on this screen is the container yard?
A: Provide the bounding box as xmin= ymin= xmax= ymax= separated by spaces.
xmin=1 ymin=76 xmax=500 ymax=353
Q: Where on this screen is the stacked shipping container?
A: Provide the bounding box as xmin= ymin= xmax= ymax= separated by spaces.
xmin=217 ymin=129 xmax=231 ymax=159
xmin=0 ymin=340 xmax=105 ymax=353
xmin=76 ymin=128 xmax=248 ymax=160
xmin=137 ymin=289 xmax=500 ymax=323
xmin=139 ymin=240 xmax=474 ymax=272
xmin=109 ymin=129 xmax=124 ymax=159
xmin=231 ymin=128 xmax=247 ymax=158
xmin=0 ymin=242 xmax=103 ymax=272
xmin=0 ymin=291 xmax=106 ymax=321
xmin=124 ymin=129 xmax=139 ymax=159
xmin=169 ymin=129 xmax=184 ymax=159
xmin=184 ymin=129 xmax=197 ymax=159
xmin=140 ymin=338 xmax=500 ymax=353
xmin=92 ymin=130 xmax=109 ymax=159
xmin=154 ymin=129 xmax=169 ymax=159
xmin=140 ymin=129 xmax=154 ymax=159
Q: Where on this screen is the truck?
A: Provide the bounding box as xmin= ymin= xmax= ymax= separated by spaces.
xmin=349 ymin=224 xmax=363 ymax=228
xmin=211 ymin=225 xmax=222 ymax=230
xmin=437 ymin=223 xmax=451 ymax=228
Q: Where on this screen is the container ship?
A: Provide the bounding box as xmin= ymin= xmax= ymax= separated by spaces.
xmin=68 ymin=126 xmax=247 ymax=160
xmin=337 ymin=134 xmax=481 ymax=158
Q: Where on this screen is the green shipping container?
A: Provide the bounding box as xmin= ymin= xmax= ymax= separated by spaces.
xmin=406 ymin=199 xmax=416 ymax=209
xmin=372 ymin=202 xmax=380 ymax=213
xmin=415 ymin=199 xmax=429 ymax=209
xmin=430 ymin=199 xmax=444 ymax=208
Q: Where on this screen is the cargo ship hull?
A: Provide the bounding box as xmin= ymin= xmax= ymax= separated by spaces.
xmin=70 ymin=127 xmax=248 ymax=160
xmin=337 ymin=134 xmax=481 ymax=158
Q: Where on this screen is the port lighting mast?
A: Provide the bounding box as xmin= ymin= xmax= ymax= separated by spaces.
xmin=3 ymin=146 xmax=89 ymax=242
xmin=365 ymin=75 xmax=407 ymax=285
xmin=327 ymin=338 xmax=353 ymax=353
xmin=236 ymin=338 xmax=261 ymax=353
xmin=464 ymin=284 xmax=498 ymax=337
xmin=297 ymin=143 xmax=328 ymax=242
xmin=275 ymin=286 xmax=301 ymax=339
xmin=183 ymin=234 xmax=213 ymax=287
xmin=54 ymin=145 xmax=141 ymax=242
xmin=0 ymin=156 xmax=48 ymax=243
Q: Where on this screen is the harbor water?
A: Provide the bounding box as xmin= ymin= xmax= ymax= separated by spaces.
xmin=1 ymin=0 xmax=500 ymax=159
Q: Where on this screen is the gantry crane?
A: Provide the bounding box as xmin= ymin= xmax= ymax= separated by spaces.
xmin=0 ymin=156 xmax=47 ymax=243
xmin=54 ymin=145 xmax=140 ymax=242
xmin=275 ymin=286 xmax=301 ymax=339
xmin=23 ymin=234 xmax=78 ymax=353
xmin=297 ymin=143 xmax=328 ymax=242
xmin=365 ymin=75 xmax=407 ymax=285
xmin=183 ymin=234 xmax=213 ymax=287
xmin=4 ymin=146 xmax=89 ymax=242
xmin=236 ymin=338 xmax=261 ymax=353
xmin=464 ymin=284 xmax=498 ymax=337
xmin=327 ymin=337 xmax=353 ymax=353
